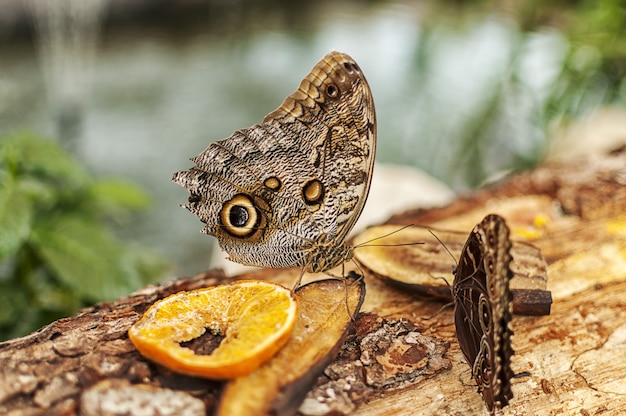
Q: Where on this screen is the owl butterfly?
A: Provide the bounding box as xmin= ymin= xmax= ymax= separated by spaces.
xmin=173 ymin=51 xmax=376 ymax=286
xmin=453 ymin=214 xmax=515 ymax=415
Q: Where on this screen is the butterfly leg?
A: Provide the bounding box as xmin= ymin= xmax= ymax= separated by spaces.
xmin=342 ymin=260 xmax=368 ymax=320
xmin=291 ymin=266 xmax=307 ymax=292
xmin=349 ymin=259 xmax=366 ymax=286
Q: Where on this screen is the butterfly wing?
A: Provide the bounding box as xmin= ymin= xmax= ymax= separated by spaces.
xmin=453 ymin=214 xmax=515 ymax=414
xmin=172 ymin=51 xmax=376 ymax=270
xmin=263 ymin=51 xmax=376 ymax=244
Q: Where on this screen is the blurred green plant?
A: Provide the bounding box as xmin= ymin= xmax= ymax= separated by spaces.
xmin=411 ymin=0 xmax=626 ymax=189
xmin=0 ymin=132 xmax=169 ymax=341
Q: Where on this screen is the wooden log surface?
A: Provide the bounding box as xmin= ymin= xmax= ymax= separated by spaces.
xmin=1 ymin=147 xmax=626 ymax=415
xmin=354 ymin=147 xmax=626 ymax=416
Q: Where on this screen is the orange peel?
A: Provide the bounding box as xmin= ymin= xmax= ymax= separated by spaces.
xmin=128 ymin=280 xmax=297 ymax=379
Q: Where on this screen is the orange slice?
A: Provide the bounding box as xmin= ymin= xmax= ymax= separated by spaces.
xmin=128 ymin=280 xmax=297 ymax=379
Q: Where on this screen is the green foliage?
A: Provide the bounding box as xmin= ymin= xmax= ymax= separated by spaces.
xmin=0 ymin=132 xmax=169 ymax=341
xmin=415 ymin=0 xmax=626 ymax=189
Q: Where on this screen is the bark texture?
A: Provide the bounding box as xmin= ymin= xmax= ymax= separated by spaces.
xmin=2 ymin=147 xmax=626 ymax=415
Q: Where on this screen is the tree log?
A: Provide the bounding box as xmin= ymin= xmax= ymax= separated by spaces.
xmin=1 ymin=147 xmax=626 ymax=415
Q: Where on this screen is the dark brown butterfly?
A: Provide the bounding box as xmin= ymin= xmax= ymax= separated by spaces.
xmin=453 ymin=214 xmax=515 ymax=414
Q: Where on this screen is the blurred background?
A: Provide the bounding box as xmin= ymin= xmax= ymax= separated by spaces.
xmin=1 ymin=0 xmax=625 ymax=340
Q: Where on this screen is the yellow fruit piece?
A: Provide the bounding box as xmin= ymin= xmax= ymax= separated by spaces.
xmin=128 ymin=280 xmax=297 ymax=379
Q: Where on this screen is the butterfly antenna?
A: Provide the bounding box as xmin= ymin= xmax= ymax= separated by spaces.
xmin=353 ymin=224 xmax=424 ymax=249
xmin=428 ymin=229 xmax=458 ymax=264
xmin=426 ymin=229 xmax=460 ymax=297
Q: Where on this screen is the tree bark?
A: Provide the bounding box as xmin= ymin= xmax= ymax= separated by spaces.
xmin=1 ymin=147 xmax=626 ymax=415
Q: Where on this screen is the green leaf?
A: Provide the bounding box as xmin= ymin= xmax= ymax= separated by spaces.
xmin=30 ymin=215 xmax=144 ymax=301
xmin=0 ymin=281 xmax=28 ymax=326
xmin=0 ymin=132 xmax=89 ymax=188
xmin=89 ymin=178 xmax=152 ymax=217
xmin=127 ymin=244 xmax=171 ymax=286
xmin=0 ymin=173 xmax=34 ymax=262
xmin=0 ymin=132 xmax=169 ymax=340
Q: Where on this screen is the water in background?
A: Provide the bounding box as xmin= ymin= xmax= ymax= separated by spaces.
xmin=0 ymin=1 xmax=614 ymax=276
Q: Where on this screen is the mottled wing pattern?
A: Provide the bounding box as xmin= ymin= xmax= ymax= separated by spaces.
xmin=263 ymin=52 xmax=376 ymax=243
xmin=172 ymin=51 xmax=376 ymax=272
xmin=453 ymin=214 xmax=515 ymax=414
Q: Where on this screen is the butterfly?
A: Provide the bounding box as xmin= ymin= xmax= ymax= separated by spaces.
xmin=453 ymin=214 xmax=515 ymax=414
xmin=172 ymin=51 xmax=376 ymax=284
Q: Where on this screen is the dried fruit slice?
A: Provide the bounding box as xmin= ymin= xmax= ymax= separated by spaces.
xmin=353 ymin=224 xmax=552 ymax=315
xmin=217 ymin=275 xmax=366 ymax=416
xmin=128 ymin=280 xmax=297 ymax=379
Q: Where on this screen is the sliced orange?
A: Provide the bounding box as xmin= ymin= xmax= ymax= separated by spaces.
xmin=128 ymin=280 xmax=297 ymax=379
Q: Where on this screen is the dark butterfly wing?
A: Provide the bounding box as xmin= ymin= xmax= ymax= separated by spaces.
xmin=453 ymin=214 xmax=515 ymax=414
